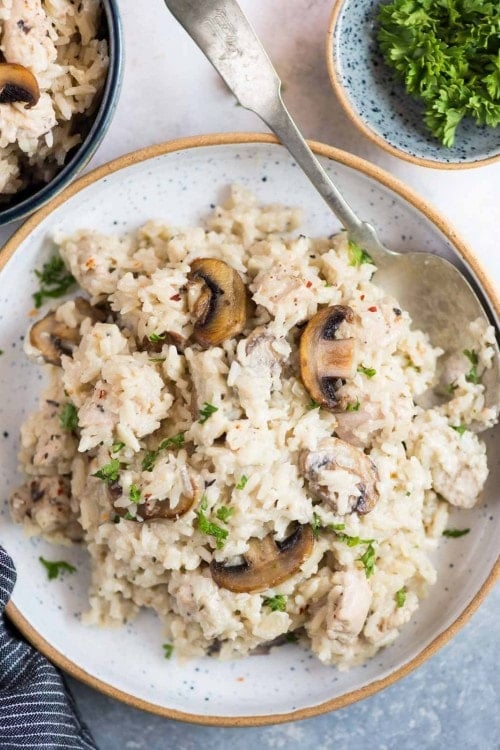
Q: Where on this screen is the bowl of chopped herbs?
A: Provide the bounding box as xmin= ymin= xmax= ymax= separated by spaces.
xmin=326 ymin=0 xmax=500 ymax=167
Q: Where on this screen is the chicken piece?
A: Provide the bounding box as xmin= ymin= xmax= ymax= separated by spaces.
xmin=1 ymin=0 xmax=57 ymax=73
xmin=325 ymin=569 xmax=372 ymax=642
xmin=19 ymin=396 xmax=78 ymax=476
xmin=10 ymin=475 xmax=83 ymax=541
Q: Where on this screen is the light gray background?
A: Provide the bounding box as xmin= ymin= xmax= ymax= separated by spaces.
xmin=2 ymin=0 xmax=498 ymax=747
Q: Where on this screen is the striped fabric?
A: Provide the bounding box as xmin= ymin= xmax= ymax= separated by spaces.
xmin=0 ymin=547 xmax=96 ymax=750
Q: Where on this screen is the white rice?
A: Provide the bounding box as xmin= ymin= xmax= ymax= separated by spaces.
xmin=0 ymin=0 xmax=108 ymax=196
xmin=10 ymin=186 xmax=498 ymax=668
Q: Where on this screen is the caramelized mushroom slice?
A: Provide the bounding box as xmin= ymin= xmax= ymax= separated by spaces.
xmin=210 ymin=524 xmax=314 ymax=593
xmin=29 ymin=299 xmax=106 ymax=366
xmin=299 ymin=437 xmax=378 ymax=515
xmin=0 ymin=63 xmax=40 ymax=108
xmin=299 ymin=305 xmax=356 ymax=410
xmin=188 ymin=258 xmax=247 ymax=347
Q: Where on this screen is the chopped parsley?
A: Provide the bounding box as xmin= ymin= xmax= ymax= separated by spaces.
xmin=196 ymin=496 xmax=228 ymax=549
xmin=312 ymin=512 xmax=323 ymax=540
xmin=357 ymin=542 xmax=376 ymax=578
xmin=216 ymin=506 xmax=234 ymax=523
xmin=129 ymin=484 xmax=141 ymax=504
xmin=443 ymin=528 xmax=470 ymax=538
xmin=346 ymin=398 xmax=361 ymax=412
xmin=235 ymin=475 xmax=248 ymax=490
xmin=395 ymin=588 xmax=406 ymax=608
xmin=451 ymin=424 xmax=468 ymax=436
xmin=463 ymin=349 xmax=480 ymax=384
xmin=141 ymin=432 xmax=186 ymax=472
xmin=285 ymin=632 xmax=299 ymax=643
xmin=123 ymin=511 xmax=134 ymax=521
xmin=111 ymin=441 xmax=125 ymax=453
xmin=445 ymin=383 xmax=458 ymax=395
xmin=335 ymin=531 xmax=373 ymax=547
xmin=377 ymin=0 xmax=500 ymax=147
xmin=141 ymin=451 xmax=157 ymax=472
xmin=306 ymin=398 xmax=321 ymax=410
xmin=59 ymin=402 xmax=78 ymax=432
xmin=312 ymin=513 xmax=347 ymax=540
xmin=39 ymin=556 xmax=76 ymax=581
xmin=92 ymin=458 xmax=121 ymax=484
xmin=148 ymin=332 xmax=166 ymax=343
xmin=0 ymin=350 xmax=3 ymax=355
xmin=162 ymin=643 xmax=174 ymax=659
xmin=198 ymin=402 xmax=218 ymax=424
xmin=33 ymin=254 xmax=76 ymax=308
xmin=263 ymin=595 xmax=287 ymax=612
xmin=347 ymin=240 xmax=374 ymax=267
xmin=357 ymin=365 xmax=376 ymax=378
xmin=149 ymin=357 xmax=167 ymax=363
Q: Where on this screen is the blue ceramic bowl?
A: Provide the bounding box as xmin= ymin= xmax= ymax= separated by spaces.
xmin=326 ymin=0 xmax=500 ymax=169
xmin=0 ymin=0 xmax=123 ymax=226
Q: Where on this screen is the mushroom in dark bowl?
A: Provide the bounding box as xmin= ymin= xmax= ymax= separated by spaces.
xmin=0 ymin=62 xmax=40 ymax=107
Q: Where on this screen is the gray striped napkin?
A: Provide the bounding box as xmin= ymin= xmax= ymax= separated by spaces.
xmin=0 ymin=546 xmax=96 ymax=750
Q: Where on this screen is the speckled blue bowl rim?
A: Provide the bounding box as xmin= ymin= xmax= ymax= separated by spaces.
xmin=326 ymin=0 xmax=500 ymax=169
xmin=0 ymin=0 xmax=124 ymax=226
xmin=2 ymin=133 xmax=499 ymax=727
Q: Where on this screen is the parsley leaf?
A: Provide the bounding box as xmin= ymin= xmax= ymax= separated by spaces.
xmin=129 ymin=484 xmax=141 ymax=504
xmin=235 ymin=475 xmax=248 ymax=490
xmin=348 ymin=240 xmax=374 ymax=267
xmin=39 ymin=556 xmax=76 ymax=580
xmin=451 ymin=424 xmax=468 ymax=435
xmin=357 ymin=365 xmax=376 ymax=378
xmin=395 ymin=588 xmax=406 ymax=607
xmin=141 ymin=432 xmax=186 ymax=472
xmin=443 ymin=528 xmax=470 ymax=538
xmin=263 ymin=595 xmax=287 ymax=612
xmin=312 ymin=512 xmax=323 ymax=540
xmin=216 ymin=506 xmax=234 ymax=523
xmin=196 ymin=495 xmax=228 ymax=549
xmin=346 ymin=398 xmax=361 ymax=412
xmin=463 ymin=349 xmax=480 ymax=384
xmin=306 ymin=399 xmax=321 ymax=410
xmin=285 ymin=632 xmax=299 ymax=643
xmin=33 ymin=254 xmax=76 ymax=308
xmin=59 ymin=403 xmax=78 ymax=432
xmin=111 ymin=441 xmax=125 ymax=453
xmin=357 ymin=542 xmax=376 ymax=578
xmin=92 ymin=458 xmax=120 ymax=484
xmin=148 ymin=332 xmax=166 ymax=343
xmin=336 ymin=532 xmax=373 ymax=547
xmin=198 ymin=402 xmax=218 ymax=424
xmin=162 ymin=643 xmax=174 ymax=659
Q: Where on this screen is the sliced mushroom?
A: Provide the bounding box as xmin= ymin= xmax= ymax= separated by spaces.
xmin=188 ymin=258 xmax=247 ymax=347
xmin=29 ymin=299 xmax=106 ymax=366
xmin=299 ymin=305 xmax=356 ymax=410
xmin=0 ymin=63 xmax=39 ymax=107
xmin=299 ymin=437 xmax=378 ymax=515
xmin=210 ymin=524 xmax=314 ymax=593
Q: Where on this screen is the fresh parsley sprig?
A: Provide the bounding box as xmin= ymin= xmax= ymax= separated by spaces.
xmin=59 ymin=403 xmax=78 ymax=432
xmin=196 ymin=496 xmax=228 ymax=549
xmin=39 ymin=557 xmax=76 ymax=580
xmin=198 ymin=402 xmax=218 ymax=424
xmin=33 ymin=254 xmax=76 ymax=308
xmin=263 ymin=595 xmax=287 ymax=612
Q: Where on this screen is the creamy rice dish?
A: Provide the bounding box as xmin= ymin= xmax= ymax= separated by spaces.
xmin=10 ymin=187 xmax=498 ymax=667
xmin=0 ymin=0 xmax=108 ymax=198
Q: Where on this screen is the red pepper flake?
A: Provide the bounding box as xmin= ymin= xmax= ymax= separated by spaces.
xmin=98 ymin=389 xmax=106 ymax=399
xmin=236 ymin=677 xmax=244 ymax=682
xmin=170 ymin=293 xmax=181 ymax=301
xmin=360 ymin=294 xmax=365 ymax=301
xmin=368 ymin=306 xmax=377 ymax=312
xmin=305 ymin=281 xmax=312 ymax=288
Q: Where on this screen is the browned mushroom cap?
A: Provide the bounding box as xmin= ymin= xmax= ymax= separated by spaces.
xmin=299 ymin=437 xmax=378 ymax=515
xmin=210 ymin=524 xmax=314 ymax=593
xmin=188 ymin=258 xmax=247 ymax=347
xmin=0 ymin=63 xmax=40 ymax=108
xmin=299 ymin=305 xmax=356 ymax=410
xmin=29 ymin=298 xmax=106 ymax=366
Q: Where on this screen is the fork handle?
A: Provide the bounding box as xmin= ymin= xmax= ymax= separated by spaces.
xmin=163 ymin=0 xmax=388 ymax=260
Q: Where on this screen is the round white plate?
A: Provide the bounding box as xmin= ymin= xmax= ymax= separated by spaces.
xmin=0 ymin=135 xmax=498 ymax=725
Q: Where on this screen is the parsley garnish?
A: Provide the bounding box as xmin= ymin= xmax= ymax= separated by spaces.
xmin=0 ymin=350 xmax=4 ymax=355
xmin=306 ymin=399 xmax=320 ymax=410
xmin=377 ymin=0 xmax=500 ymax=147
xmin=198 ymin=402 xmax=218 ymax=424
xmin=357 ymin=542 xmax=376 ymax=578
xmin=285 ymin=632 xmax=298 ymax=643
xmin=149 ymin=357 xmax=167 ymax=363
xmin=216 ymin=506 xmax=234 ymax=523
xmin=395 ymin=588 xmax=406 ymax=608
xmin=59 ymin=403 xmax=78 ymax=432
xmin=312 ymin=513 xmax=347 ymax=540
xmin=443 ymin=528 xmax=470 ymax=538
xmin=111 ymin=441 xmax=125 ymax=453
xmin=348 ymin=240 xmax=374 ymax=267
xmin=148 ymin=332 xmax=166 ymax=343
xmin=123 ymin=511 xmax=134 ymax=520
xmin=336 ymin=532 xmax=373 ymax=547
xmin=312 ymin=512 xmax=322 ymax=540
xmin=196 ymin=496 xmax=228 ymax=549
xmin=33 ymin=254 xmax=75 ymax=308
xmin=451 ymin=424 xmax=467 ymax=436
xmin=463 ymin=349 xmax=479 ymax=384
xmin=92 ymin=458 xmax=121 ymax=484
xmin=141 ymin=432 xmax=186 ymax=472
xmin=263 ymin=595 xmax=287 ymax=612
xmin=357 ymin=365 xmax=376 ymax=378
xmin=162 ymin=643 xmax=174 ymax=659
xmin=445 ymin=383 xmax=458 ymax=395
xmin=39 ymin=556 xmax=76 ymax=581
xmin=235 ymin=475 xmax=248 ymax=490
xmin=346 ymin=398 xmax=361 ymax=412
xmin=129 ymin=484 xmax=141 ymax=504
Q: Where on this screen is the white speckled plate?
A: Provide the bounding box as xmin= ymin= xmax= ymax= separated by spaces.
xmin=1 ymin=135 xmax=498 ymax=725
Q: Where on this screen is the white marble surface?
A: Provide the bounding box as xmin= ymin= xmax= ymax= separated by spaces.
xmin=1 ymin=0 xmax=498 ymax=746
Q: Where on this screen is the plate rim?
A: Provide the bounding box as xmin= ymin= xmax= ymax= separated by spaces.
xmin=3 ymin=132 xmax=499 ymax=726
xmin=325 ymin=0 xmax=500 ymax=170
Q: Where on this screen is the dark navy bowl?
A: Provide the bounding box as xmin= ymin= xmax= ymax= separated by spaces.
xmin=0 ymin=0 xmax=123 ymax=226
